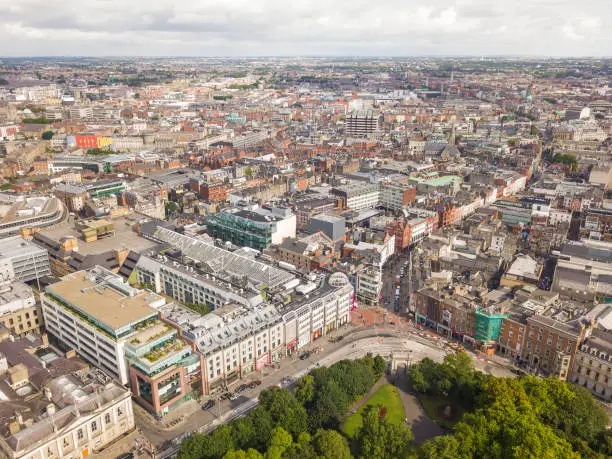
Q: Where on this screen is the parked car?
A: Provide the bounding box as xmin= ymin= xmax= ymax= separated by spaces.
xmin=229 ymin=393 xmax=240 ymax=401
xmin=116 ymin=454 xmax=134 ymax=459
xmin=236 ymin=384 xmax=249 ymax=393
xmin=248 ymin=380 xmax=262 ymax=388
xmin=299 ymin=352 xmax=310 ymax=360
xmin=202 ymin=399 xmax=216 ymax=410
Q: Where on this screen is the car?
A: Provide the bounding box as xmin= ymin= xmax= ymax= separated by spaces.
xmin=248 ymin=380 xmax=262 ymax=388
xmin=299 ymin=352 xmax=310 ymax=360
xmin=202 ymin=399 xmax=216 ymax=410
xmin=229 ymin=393 xmax=240 ymax=400
xmin=236 ymin=384 xmax=249 ymax=393
xmin=116 ymin=454 xmax=134 ymax=459
xmin=220 ymin=392 xmax=230 ymax=400
xmin=511 ymin=368 xmax=528 ymax=376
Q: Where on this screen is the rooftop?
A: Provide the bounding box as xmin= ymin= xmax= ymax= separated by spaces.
xmin=45 ymin=267 xmax=162 ymax=334
xmin=0 ymin=236 xmax=47 ymax=259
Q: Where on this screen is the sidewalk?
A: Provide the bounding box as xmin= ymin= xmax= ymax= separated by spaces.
xmin=346 ymin=375 xmax=388 ymax=415
xmin=391 ymin=371 xmax=444 ymax=444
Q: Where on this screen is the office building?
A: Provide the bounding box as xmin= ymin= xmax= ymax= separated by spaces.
xmin=206 ymin=205 xmax=296 ymax=250
xmin=331 ymin=182 xmax=380 ymax=211
xmin=309 ymin=214 xmax=346 ymax=241
xmin=125 ymin=322 xmax=200 ymax=418
xmin=345 ymin=109 xmax=380 ymax=138
xmin=135 ymin=253 xmax=264 ymax=310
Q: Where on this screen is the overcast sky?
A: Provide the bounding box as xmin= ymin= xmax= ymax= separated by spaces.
xmin=0 ymin=0 xmax=609 ymax=57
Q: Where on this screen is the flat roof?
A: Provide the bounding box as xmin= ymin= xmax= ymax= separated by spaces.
xmin=0 ymin=235 xmax=47 ymax=259
xmin=46 ymin=270 xmax=159 ymax=332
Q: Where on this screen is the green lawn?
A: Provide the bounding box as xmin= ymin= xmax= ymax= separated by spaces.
xmin=419 ymin=395 xmax=466 ymax=430
xmin=342 ymin=384 xmax=405 ymax=438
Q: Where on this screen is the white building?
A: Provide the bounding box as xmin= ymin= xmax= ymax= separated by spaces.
xmin=548 ymin=209 xmax=572 ymax=227
xmin=41 ymin=267 xmax=165 ymax=384
xmin=135 ymin=254 xmax=264 ymax=310
xmin=379 ymin=182 xmax=414 ymax=210
xmin=332 ymin=183 xmax=380 ymax=211
xmin=570 ymin=329 xmax=612 ymax=401
xmin=69 ymin=106 xmax=94 ymax=120
xmin=355 ymin=266 xmax=383 ymax=306
xmin=0 ymin=236 xmax=51 ymax=282
xmin=158 ymin=272 xmax=353 ymax=395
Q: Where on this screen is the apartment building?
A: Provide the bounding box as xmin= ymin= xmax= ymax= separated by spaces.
xmin=41 ymin=266 xmax=166 ymax=384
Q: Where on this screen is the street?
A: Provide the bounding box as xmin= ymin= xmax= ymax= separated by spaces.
xmin=125 ymin=318 xmax=516 ymax=457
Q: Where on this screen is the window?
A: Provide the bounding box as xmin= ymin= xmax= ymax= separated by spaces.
xmin=117 ymin=406 xmax=123 ymax=417
xmin=105 ymin=413 xmax=111 ymax=424
xmin=77 ymin=429 xmax=84 ymax=441
xmin=91 ymin=420 xmax=98 ymax=432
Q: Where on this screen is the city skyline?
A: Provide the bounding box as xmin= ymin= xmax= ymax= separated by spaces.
xmin=1 ymin=0 xmax=610 ymax=57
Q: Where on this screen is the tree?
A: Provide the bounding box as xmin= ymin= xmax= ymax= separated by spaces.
xmin=183 ymin=302 xmax=210 ymax=315
xmin=295 ymin=374 xmax=315 ymax=405
xmin=232 ymin=416 xmax=257 ymax=451
xmin=223 ymin=449 xmax=263 ymax=459
xmin=372 ymin=355 xmax=387 ymax=375
xmin=307 ymin=379 xmax=349 ymax=430
xmin=312 ymin=429 xmax=351 ymax=459
xmin=42 ymin=130 xmax=54 ymax=140
xmin=419 ymin=436 xmax=462 ymax=459
xmin=244 ymin=166 xmax=254 ymax=179
xmin=258 ymin=387 xmax=308 ymax=438
xmin=356 ymin=407 xmax=414 ymax=459
xmin=265 ymin=427 xmax=293 ymax=459
xmin=407 ymin=365 xmax=429 ymax=393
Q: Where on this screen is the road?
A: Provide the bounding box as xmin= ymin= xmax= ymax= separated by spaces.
xmin=138 ymin=323 xmax=515 ymax=457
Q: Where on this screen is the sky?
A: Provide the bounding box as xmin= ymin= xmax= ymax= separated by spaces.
xmin=0 ymin=0 xmax=610 ymax=57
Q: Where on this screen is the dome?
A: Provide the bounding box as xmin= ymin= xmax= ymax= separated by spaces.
xmin=329 ymin=272 xmax=349 ymax=288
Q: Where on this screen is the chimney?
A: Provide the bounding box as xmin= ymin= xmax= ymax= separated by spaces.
xmin=44 ymin=386 xmax=52 ymax=401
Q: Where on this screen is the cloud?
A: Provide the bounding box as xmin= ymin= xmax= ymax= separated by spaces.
xmin=0 ymin=0 xmax=609 ymax=56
